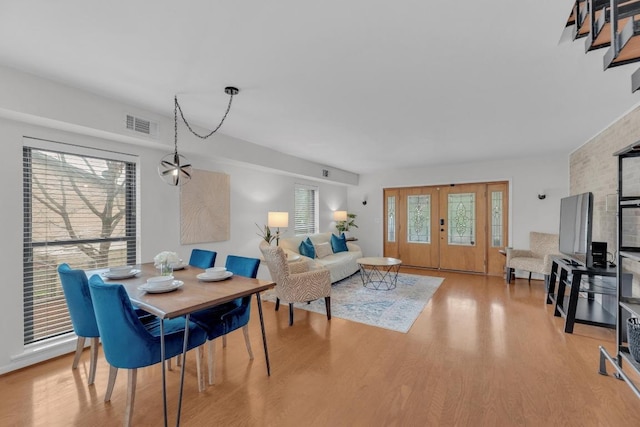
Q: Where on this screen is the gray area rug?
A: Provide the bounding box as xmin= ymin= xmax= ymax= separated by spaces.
xmin=261 ymin=272 xmax=444 ymax=333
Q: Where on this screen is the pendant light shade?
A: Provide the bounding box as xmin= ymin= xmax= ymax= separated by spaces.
xmin=158 ymin=152 xmax=192 ymax=186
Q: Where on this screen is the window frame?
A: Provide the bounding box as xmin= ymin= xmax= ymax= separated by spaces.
xmin=294 ymin=183 xmax=319 ymax=235
xmin=22 ymin=137 xmax=139 ymax=345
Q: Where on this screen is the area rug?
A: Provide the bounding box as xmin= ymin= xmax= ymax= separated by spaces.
xmin=260 ymin=273 xmax=444 ymax=333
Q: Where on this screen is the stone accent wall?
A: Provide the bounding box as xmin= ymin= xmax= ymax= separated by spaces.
xmin=570 ymin=105 xmax=640 ymax=254
xmin=570 ymin=105 xmax=640 ymax=300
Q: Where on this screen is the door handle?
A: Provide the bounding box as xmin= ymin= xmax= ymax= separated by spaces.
xmin=440 ymin=219 xmax=444 ymax=226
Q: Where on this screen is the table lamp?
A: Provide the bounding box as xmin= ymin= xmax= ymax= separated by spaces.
xmin=333 ymin=210 xmax=348 ymax=222
xmin=268 ymin=211 xmax=289 ymax=246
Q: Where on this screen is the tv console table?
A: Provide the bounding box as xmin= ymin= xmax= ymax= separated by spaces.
xmin=547 ymin=256 xmax=617 ymax=333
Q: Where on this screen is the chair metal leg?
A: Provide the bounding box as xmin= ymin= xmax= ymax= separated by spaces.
xmin=105 ymin=364 xmax=118 ymax=402
xmin=528 ymin=272 xmax=532 ymax=282
xmin=506 ymin=268 xmax=514 ymax=284
xmin=325 ymin=297 xmax=331 ymax=320
xmin=289 ymin=303 xmax=294 ymax=326
xmin=222 ymin=335 xmax=227 ymax=348
xmin=256 ymin=292 xmax=271 ymax=377
xmin=208 ymin=339 xmax=216 ymax=385
xmin=275 ymin=298 xmax=280 ymax=311
xmin=242 ymin=325 xmax=254 ymax=360
xmin=124 ymin=369 xmax=137 ymax=427
xmin=195 ymin=346 xmax=204 ymax=392
xmin=72 ymin=336 xmax=85 ymax=369
xmin=88 ymin=337 xmax=99 ymax=385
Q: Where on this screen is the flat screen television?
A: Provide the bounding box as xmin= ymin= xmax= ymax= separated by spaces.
xmin=558 ymin=192 xmax=594 ymax=267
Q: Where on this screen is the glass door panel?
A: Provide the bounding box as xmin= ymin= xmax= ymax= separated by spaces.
xmin=387 ymin=195 xmax=396 ymax=242
xmin=487 ymin=182 xmax=509 ymax=276
xmin=439 ymin=184 xmax=486 ymax=273
xmin=383 ymin=189 xmax=400 ymax=259
xmin=447 ymin=193 xmax=475 ymax=246
xmin=407 ymin=195 xmax=430 ymax=243
xmin=491 ymin=191 xmax=503 ymax=248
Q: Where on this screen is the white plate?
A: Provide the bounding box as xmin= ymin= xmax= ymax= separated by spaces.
xmin=103 ymin=269 xmax=141 ymax=279
xmin=138 ymin=280 xmax=184 ymax=293
xmin=170 ymin=262 xmax=188 ymax=271
xmin=197 ymin=271 xmax=233 ymax=282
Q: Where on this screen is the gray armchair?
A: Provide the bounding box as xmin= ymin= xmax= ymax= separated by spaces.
xmin=506 ymin=232 xmax=560 ymax=284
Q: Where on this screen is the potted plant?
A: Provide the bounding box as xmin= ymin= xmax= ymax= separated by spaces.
xmin=256 ymin=223 xmax=277 ymax=245
xmin=335 ymin=213 xmax=358 ymax=239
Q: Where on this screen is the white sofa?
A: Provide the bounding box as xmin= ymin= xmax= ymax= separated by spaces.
xmin=279 ymin=232 xmax=363 ymax=283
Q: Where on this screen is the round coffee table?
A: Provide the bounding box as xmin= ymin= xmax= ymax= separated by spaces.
xmin=357 ymin=257 xmax=402 ymax=290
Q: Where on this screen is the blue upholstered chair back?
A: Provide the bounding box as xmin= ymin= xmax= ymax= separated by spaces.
xmin=88 ymin=275 xmax=206 ymax=369
xmin=57 ymin=263 xmax=100 ymax=338
xmin=189 ymin=249 xmax=217 ymax=269
xmin=225 ymin=255 xmax=260 ymax=279
xmin=225 ymin=255 xmax=260 ymax=309
xmin=190 ymin=255 xmax=259 ymax=341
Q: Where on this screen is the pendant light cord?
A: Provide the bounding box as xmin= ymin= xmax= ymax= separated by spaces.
xmin=174 ymin=96 xmax=179 ymax=156
xmin=174 ymin=90 xmax=236 ymax=140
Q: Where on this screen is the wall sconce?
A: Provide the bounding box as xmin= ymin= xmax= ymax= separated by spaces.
xmin=268 ymin=211 xmax=289 ymax=246
xmin=333 ymin=210 xmax=348 ymax=221
xmin=538 ymin=190 xmax=546 ymax=200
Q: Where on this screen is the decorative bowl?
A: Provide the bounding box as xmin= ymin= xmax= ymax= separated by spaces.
xmin=205 ymin=267 xmax=227 ymax=278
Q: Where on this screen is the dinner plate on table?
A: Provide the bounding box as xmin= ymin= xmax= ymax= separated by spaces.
xmin=138 ymin=280 xmax=184 ymax=293
xmin=196 ymin=271 xmax=233 ymax=282
xmin=102 ymin=269 xmax=141 ymax=279
xmin=169 ymin=262 xmax=188 ymax=271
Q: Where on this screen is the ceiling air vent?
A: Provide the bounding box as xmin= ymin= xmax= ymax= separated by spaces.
xmin=126 ymin=114 xmax=158 ymax=137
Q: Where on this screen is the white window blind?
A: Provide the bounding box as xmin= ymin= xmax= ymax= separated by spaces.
xmin=294 ymin=184 xmax=319 ymax=235
xmin=23 ymin=143 xmax=137 ymax=345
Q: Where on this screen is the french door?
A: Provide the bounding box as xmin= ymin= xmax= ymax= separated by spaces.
xmin=383 ymin=182 xmax=508 ymax=275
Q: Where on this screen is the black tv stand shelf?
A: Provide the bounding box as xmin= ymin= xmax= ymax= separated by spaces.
xmin=547 ymin=257 xmax=617 ymax=333
xmin=555 ymin=295 xmax=616 ymax=329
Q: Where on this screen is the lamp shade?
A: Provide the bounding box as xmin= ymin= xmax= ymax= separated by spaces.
xmin=268 ymin=212 xmax=289 ymax=228
xmin=333 ymin=210 xmax=348 ymax=221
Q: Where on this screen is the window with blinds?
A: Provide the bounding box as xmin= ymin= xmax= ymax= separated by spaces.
xmin=294 ymin=184 xmax=318 ymax=235
xmin=23 ymin=143 xmax=137 ymax=345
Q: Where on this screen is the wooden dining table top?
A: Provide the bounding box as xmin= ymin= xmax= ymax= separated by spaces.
xmin=91 ymin=262 xmax=274 ymax=320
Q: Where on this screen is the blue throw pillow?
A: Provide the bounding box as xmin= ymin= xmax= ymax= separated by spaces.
xmin=331 ymin=233 xmax=349 ymax=253
xmin=299 ymin=237 xmax=316 ymax=258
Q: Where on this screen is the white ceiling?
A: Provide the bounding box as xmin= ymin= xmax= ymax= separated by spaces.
xmin=1 ymin=0 xmax=640 ymax=174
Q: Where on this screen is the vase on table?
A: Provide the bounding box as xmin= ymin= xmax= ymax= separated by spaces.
xmin=157 ymin=262 xmax=173 ymax=276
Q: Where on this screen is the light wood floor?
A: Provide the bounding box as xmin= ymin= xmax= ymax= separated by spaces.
xmin=1 ymin=270 xmax=640 ymax=426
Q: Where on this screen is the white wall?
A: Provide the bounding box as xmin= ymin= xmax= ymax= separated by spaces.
xmin=345 ymin=154 xmax=570 ymax=259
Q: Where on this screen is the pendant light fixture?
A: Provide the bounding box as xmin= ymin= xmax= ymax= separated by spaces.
xmin=158 ymin=86 xmax=239 ymax=186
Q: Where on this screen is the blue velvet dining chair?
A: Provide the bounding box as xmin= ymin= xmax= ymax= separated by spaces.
xmin=190 ymin=255 xmax=260 ymax=385
xmin=88 ymin=275 xmax=207 ymax=427
xmin=189 ymin=249 xmax=217 ymax=269
xmin=57 ymin=263 xmax=156 ymax=385
xmin=57 ymin=263 xmax=101 ymax=385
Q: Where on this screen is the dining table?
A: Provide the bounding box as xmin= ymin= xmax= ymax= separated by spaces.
xmin=93 ymin=262 xmax=275 ymax=427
